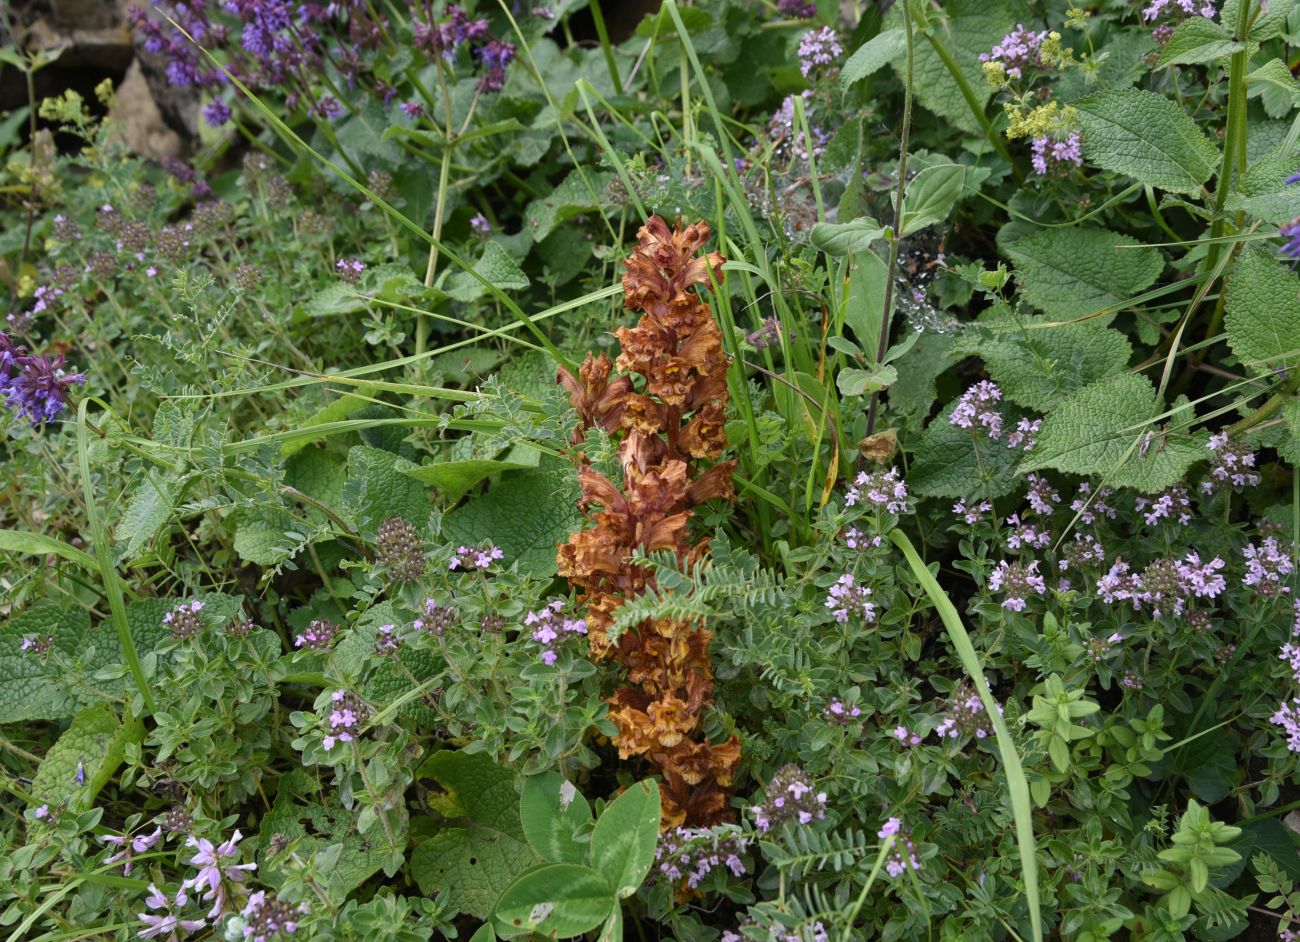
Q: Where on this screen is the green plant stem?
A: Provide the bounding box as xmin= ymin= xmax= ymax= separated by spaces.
xmin=1228 ymin=371 xmax=1300 ymax=437
xmin=1200 ymin=0 xmax=1254 ymax=296
xmin=77 ymin=400 xmax=155 ymax=718
xmin=865 ymin=0 xmax=914 ymax=438
xmin=923 ymin=30 xmax=1023 ymax=184
xmin=589 ymin=0 xmax=624 ymax=95
xmin=890 ymin=529 xmax=1042 ymax=942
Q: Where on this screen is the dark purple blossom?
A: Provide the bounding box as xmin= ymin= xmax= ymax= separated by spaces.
xmin=6 ymin=354 xmax=86 ymax=425
xmin=202 ymin=99 xmax=232 ymax=127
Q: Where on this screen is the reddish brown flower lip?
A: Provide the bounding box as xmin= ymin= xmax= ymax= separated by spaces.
xmin=556 ymin=215 xmax=740 ymax=829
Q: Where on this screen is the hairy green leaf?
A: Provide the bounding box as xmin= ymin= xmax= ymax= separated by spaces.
xmin=1005 ymin=226 xmax=1164 ymax=320
xmin=1073 ymin=89 xmax=1219 ymax=194
xmin=1225 ymin=247 xmax=1300 ymax=375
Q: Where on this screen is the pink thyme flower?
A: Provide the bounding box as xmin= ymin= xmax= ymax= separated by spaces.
xmin=182 ymin=829 xmax=256 ymax=920
xmin=102 ymin=827 xmax=162 ymax=876
xmin=138 ymin=883 xmax=206 ymax=940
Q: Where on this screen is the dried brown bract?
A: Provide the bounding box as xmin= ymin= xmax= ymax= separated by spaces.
xmin=557 ymin=215 xmax=739 ymax=828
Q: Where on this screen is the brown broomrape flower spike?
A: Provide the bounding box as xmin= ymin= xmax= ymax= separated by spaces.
xmin=557 ymin=215 xmax=740 ymax=828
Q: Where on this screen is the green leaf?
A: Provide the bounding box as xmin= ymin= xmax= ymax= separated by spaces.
xmin=0 ymin=600 xmax=174 ymax=724
xmin=953 ymin=309 xmax=1133 ymax=411
xmin=405 ymin=444 xmax=542 ymax=502
xmin=897 ymin=164 xmax=967 ymax=236
xmin=908 ymin=403 xmax=1024 ymax=501
xmin=343 ymin=445 xmax=432 ymax=535
xmin=1155 ymin=18 xmax=1243 ymax=68
xmin=1073 ymin=89 xmax=1220 ymax=194
xmin=843 ymin=250 xmax=889 ymax=354
xmin=810 ymin=216 xmax=883 ymax=256
xmin=410 ymin=751 xmax=539 ymax=920
xmin=1005 ymin=227 xmax=1164 ymax=320
xmin=1225 ymin=247 xmax=1300 ymax=375
xmin=526 ymin=169 xmax=615 ymax=242
xmin=260 ymin=768 xmax=406 ymax=904
xmin=1226 ymin=156 xmax=1300 ymax=224
xmin=837 ymin=364 xmax=898 ymax=396
xmin=520 ymin=772 xmax=594 ymax=865
xmin=1223 ymin=0 xmax=1293 ymax=40
xmin=0 ymin=530 xmax=98 ymax=574
xmin=493 ymin=864 xmax=613 ymax=939
xmin=447 ymin=242 xmax=530 ymax=303
xmin=115 ymin=473 xmax=176 ymax=563
xmin=1020 ymin=372 xmax=1206 ymax=492
xmin=441 ymin=462 xmax=581 ymax=578
xmin=590 ymin=780 xmax=660 ymax=897
xmin=30 ymin=704 xmax=141 ymax=813
xmin=281 ymin=385 xmax=380 ymax=458
xmin=841 ymin=28 xmax=906 ymax=87
xmin=1247 ymin=59 xmax=1300 ymax=118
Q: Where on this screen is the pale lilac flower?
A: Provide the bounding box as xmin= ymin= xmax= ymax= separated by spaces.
xmin=102 ymin=827 xmax=162 ymax=876
xmin=469 ymin=213 xmax=491 ymax=236
xmin=1202 ymin=432 xmax=1260 ymax=492
xmin=1025 ymin=473 xmax=1060 ymax=515
xmin=1242 ymin=536 xmax=1294 ymax=596
xmin=449 ymin=543 xmax=504 ymax=571
xmin=825 ymin=573 xmax=876 ymax=622
xmin=1007 ymin=416 xmax=1042 ymax=450
xmin=935 ymin=685 xmax=999 ymax=740
xmin=1097 ymin=558 xmax=1144 ymax=608
xmin=798 ymin=27 xmax=843 ymax=77
xmin=1272 ymin=699 xmax=1300 ymax=753
xmin=953 ymin=499 xmax=992 ymax=525
xmin=980 ymin=24 xmax=1048 ymax=79
xmin=1060 ymin=532 xmax=1106 ymax=571
xmin=1135 ymin=485 xmax=1192 ymax=527
xmin=525 ymin=599 xmax=587 ymax=666
xmin=20 ymin=633 xmax=54 ymax=656
xmin=654 ymin=825 xmax=750 ymax=888
xmin=892 ymin=725 xmax=922 ymax=746
xmin=988 ymin=560 xmax=1046 ymax=611
xmin=335 ymin=258 xmax=365 ymax=284
xmin=1142 ymin=0 xmax=1217 ymax=22
xmin=752 ymin=765 xmax=827 ymax=833
xmin=163 ymin=600 xmax=205 ymax=640
xmin=413 ymin=598 xmax=457 ymax=637
xmin=950 ymin=381 xmax=1004 ymax=439
xmin=1070 ymin=482 xmax=1116 ymax=525
xmin=844 ymin=527 xmax=882 ymax=549
xmin=1006 ymin=513 xmax=1051 ymax=551
xmin=845 ymin=467 xmax=909 ymax=513
xmin=241 ymin=890 xmax=308 ymax=941
xmin=824 ymin=699 xmax=862 ymax=724
xmin=1031 ymin=132 xmax=1083 ymax=176
xmin=182 ymin=829 xmax=256 ymax=919
xmin=138 ymin=883 xmax=205 ymax=940
xmin=294 ymin=619 xmax=340 ymax=651
xmin=323 ymin=690 xmax=369 ymax=751
xmin=878 ymin=817 xmax=921 ymax=877
xmin=767 ymin=92 xmax=829 ymax=164
xmin=33 ymin=804 xmax=49 ymax=819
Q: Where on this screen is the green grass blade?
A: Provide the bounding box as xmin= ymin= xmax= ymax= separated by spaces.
xmin=889 ymin=530 xmax=1042 ymax=942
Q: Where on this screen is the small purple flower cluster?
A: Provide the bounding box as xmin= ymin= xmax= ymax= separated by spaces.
xmin=1095 ymin=551 xmax=1227 ymax=615
xmin=752 ymin=765 xmax=828 ymax=832
xmin=1242 ymin=535 xmax=1294 ymax=597
xmin=1141 ymin=0 xmax=1217 ymax=23
xmin=823 ymin=699 xmax=863 ymax=725
xmin=1202 ymin=432 xmax=1260 ymax=493
xmin=1271 ymin=700 xmax=1300 ymax=753
xmin=323 ymin=689 xmax=369 ymax=751
xmin=336 ymin=258 xmax=365 ymax=284
xmin=1059 ymin=532 xmax=1106 ymax=571
xmin=980 ymin=24 xmax=1048 ymax=79
xmin=411 ymin=6 xmax=517 ymax=93
xmin=139 ymin=882 xmax=206 ymax=940
xmin=746 ymin=316 xmax=791 ymax=349
xmin=953 ymin=499 xmax=992 ymax=525
xmin=1135 ymin=485 xmax=1192 ymax=527
xmin=797 ymin=27 xmax=843 ymax=78
xmin=988 ymin=560 xmax=1047 ymax=611
xmin=524 ymin=599 xmax=588 ymax=666
xmin=767 ymin=92 xmax=830 ymax=165
xmin=843 ymin=526 xmax=882 ymax=550
xmin=0 ymin=331 xmax=86 ymax=426
xmin=1070 ymin=482 xmax=1117 ymax=525
xmin=825 ymin=573 xmax=876 ymax=623
xmin=935 ymin=686 xmax=998 ymax=740
xmin=878 ymin=817 xmax=921 ymax=877
xmin=241 ymin=890 xmax=308 ymax=941
xmin=449 ymin=543 xmax=504 ymax=571
xmin=413 ymin=598 xmax=457 ymax=637
xmin=949 ymin=381 xmax=1039 ymax=450
xmin=776 ymin=0 xmax=817 ymax=16
xmin=1030 ymin=132 xmax=1083 ymax=176
xmin=1282 ymin=217 xmax=1300 ymax=263
xmin=892 ymin=724 xmax=922 ymax=746
xmin=845 ymin=466 xmax=909 ymax=513
xmin=164 ymin=600 xmax=206 ymax=640
xmin=181 ymin=828 xmax=256 ymax=920
xmin=1007 ymin=513 xmax=1051 ymax=551
xmin=372 ymin=623 xmax=404 ymax=657
xmin=294 ymin=618 xmax=341 ymax=651
xmin=653 ymin=825 xmax=749 ymax=888
xmin=20 ymin=633 xmax=55 ymax=656
xmin=102 ymin=827 xmax=162 ymax=876
xmin=375 ymin=516 xmax=426 ymax=581
xmin=1084 ymin=632 xmax=1125 ymax=664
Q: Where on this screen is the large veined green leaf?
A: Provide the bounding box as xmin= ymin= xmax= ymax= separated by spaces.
xmin=1005 ymin=226 xmax=1164 ymax=320
xmin=1225 ymin=247 xmax=1300 ymax=375
xmin=1073 ymin=89 xmax=1219 ymax=194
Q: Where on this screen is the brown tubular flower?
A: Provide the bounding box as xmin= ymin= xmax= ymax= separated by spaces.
xmin=556 ymin=215 xmax=739 ymax=828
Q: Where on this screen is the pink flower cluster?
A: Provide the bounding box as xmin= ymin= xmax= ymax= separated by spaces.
xmin=949 ymin=381 xmax=1040 ymax=450
xmin=878 ymin=817 xmax=921 ymax=877
xmin=524 ymin=599 xmax=588 ymax=666
xmin=845 ymin=467 xmax=909 ymax=514
xmin=449 ymin=543 xmax=504 ymax=570
xmin=825 ymin=573 xmax=876 ymax=623
xmin=1031 ymin=132 xmax=1083 ymax=176
xmin=980 ymin=24 xmax=1048 ymax=79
